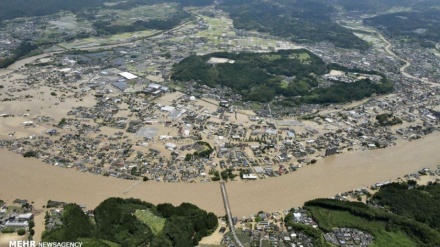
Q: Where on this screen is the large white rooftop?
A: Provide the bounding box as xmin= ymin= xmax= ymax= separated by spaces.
xmin=118 ymin=72 xmax=138 ymax=80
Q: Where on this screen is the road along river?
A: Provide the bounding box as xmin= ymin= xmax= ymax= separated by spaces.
xmin=378 ymin=33 xmax=439 ymax=87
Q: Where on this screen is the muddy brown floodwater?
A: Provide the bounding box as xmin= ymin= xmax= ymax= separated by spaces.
xmin=1 ymin=131 xmax=440 ymax=217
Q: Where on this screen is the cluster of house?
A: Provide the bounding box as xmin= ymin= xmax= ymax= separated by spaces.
xmin=222 ymin=210 xmax=316 ymax=247
xmin=0 ymin=199 xmax=34 ymax=232
xmin=222 ymin=207 xmax=373 ymax=247
xmin=2 ymin=68 xmax=438 ymax=184
xmin=0 ymin=33 xmax=18 ymax=58
xmin=395 ymin=43 xmax=440 ymax=83
xmin=324 ymin=228 xmax=373 ymax=246
xmin=1 ymin=213 xmax=33 ymax=230
xmin=0 ymin=0 xmax=439 ymax=188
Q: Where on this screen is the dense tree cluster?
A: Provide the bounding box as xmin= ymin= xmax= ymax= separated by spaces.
xmin=364 ymin=10 xmax=440 ymax=47
xmin=23 ymin=150 xmax=39 ymax=158
xmin=41 ymin=198 xmax=218 ymax=247
xmin=305 ymin=196 xmax=440 ymax=246
xmin=104 ymin=0 xmax=213 ymax=10
xmin=92 ymin=10 xmax=191 ymax=35
xmin=302 ymin=78 xmax=393 ymax=104
xmin=375 ymin=113 xmax=403 ymax=126
xmin=0 ymin=0 xmax=214 ymax=21
xmin=334 ymin=0 xmax=414 ymax=12
xmin=93 ymin=198 xmax=154 ymax=246
xmin=172 ymin=50 xmax=393 ymax=103
xmin=42 ymin=203 xmax=94 ymax=242
xmin=372 ymin=182 xmax=440 ymax=231
xmin=335 ymin=0 xmax=440 ymax=13
xmin=0 ymin=42 xmax=38 ymax=68
xmin=172 ymin=50 xmax=325 ymax=101
xmin=219 ymin=0 xmax=369 ymax=50
xmin=0 ymin=0 xmax=115 ymax=21
xmin=157 ymin=203 xmax=218 ymax=246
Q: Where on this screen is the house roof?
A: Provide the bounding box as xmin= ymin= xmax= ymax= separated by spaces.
xmin=118 ymin=72 xmax=138 ymax=80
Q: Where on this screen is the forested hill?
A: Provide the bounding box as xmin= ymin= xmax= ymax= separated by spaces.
xmin=42 ymin=198 xmax=218 ymax=247
xmin=333 ymin=0 xmax=415 ymax=13
xmin=372 ymin=182 xmax=440 ymax=231
xmin=299 ymin=182 xmax=440 ymax=246
xmin=1 ymin=0 xmax=369 ymax=50
xmin=171 ymin=49 xmax=393 ymax=104
xmin=0 ymin=0 xmax=112 ymax=21
xmin=0 ymin=0 xmax=215 ymax=21
xmin=218 ymin=0 xmax=370 ymax=50
xmin=333 ymin=0 xmax=439 ymax=13
xmin=364 ymin=10 xmax=440 ymax=47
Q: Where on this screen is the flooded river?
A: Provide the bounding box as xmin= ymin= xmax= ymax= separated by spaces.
xmin=1 ymin=131 xmax=439 ymax=216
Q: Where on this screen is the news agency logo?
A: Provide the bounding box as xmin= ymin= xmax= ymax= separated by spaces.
xmin=9 ymin=241 xmax=83 ymax=247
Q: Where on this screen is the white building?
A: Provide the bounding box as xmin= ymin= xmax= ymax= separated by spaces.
xmin=118 ymin=72 xmax=138 ymax=80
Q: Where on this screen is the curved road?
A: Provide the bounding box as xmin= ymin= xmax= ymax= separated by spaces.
xmin=378 ymin=33 xmax=439 ymax=87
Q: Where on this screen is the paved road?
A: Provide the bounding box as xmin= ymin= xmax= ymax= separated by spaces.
xmin=378 ymin=33 xmax=439 ymax=87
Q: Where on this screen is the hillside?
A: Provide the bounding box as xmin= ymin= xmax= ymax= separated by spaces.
xmin=171 ymin=50 xmax=393 ymax=103
xmin=0 ymin=0 xmax=113 ymax=21
xmin=41 ymin=198 xmax=218 ymax=247
xmin=0 ymin=0 xmax=215 ymax=21
xmin=334 ymin=0 xmax=440 ymax=13
xmin=364 ymin=10 xmax=440 ymax=47
xmin=372 ymin=182 xmax=440 ymax=231
xmin=219 ymin=0 xmax=370 ymax=50
xmin=292 ymin=182 xmax=440 ymax=247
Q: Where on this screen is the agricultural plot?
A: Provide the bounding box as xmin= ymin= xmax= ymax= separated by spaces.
xmin=134 ymin=209 xmax=166 ymax=235
xmin=99 ymin=3 xmax=181 ymax=26
xmin=59 ymin=30 xmax=156 ymax=49
xmin=337 ymin=20 xmax=388 ymax=49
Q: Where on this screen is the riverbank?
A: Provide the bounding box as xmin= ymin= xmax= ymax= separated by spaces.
xmin=1 ymin=130 xmax=439 ymax=217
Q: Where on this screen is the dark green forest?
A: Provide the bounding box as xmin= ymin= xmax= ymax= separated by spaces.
xmin=92 ymin=11 xmax=192 ymax=35
xmin=0 ymin=0 xmax=116 ymax=21
xmin=364 ymin=10 xmax=440 ymax=47
xmin=334 ymin=0 xmax=415 ymax=12
xmin=42 ymin=198 xmax=218 ymax=247
xmin=335 ymin=0 xmax=440 ymax=13
xmin=372 ymin=182 xmax=440 ymax=231
xmin=303 ymin=185 xmax=440 ymax=247
xmin=0 ymin=0 xmax=214 ymax=21
xmin=0 ymin=42 xmax=38 ymax=68
xmin=171 ymin=50 xmax=393 ymax=103
xmin=219 ymin=0 xmax=369 ymax=50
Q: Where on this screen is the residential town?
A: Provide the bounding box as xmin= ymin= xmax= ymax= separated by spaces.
xmin=0 ymin=6 xmax=439 ymax=184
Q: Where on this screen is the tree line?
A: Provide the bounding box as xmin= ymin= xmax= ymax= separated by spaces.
xmin=42 ymin=197 xmax=218 ymax=247
xmin=171 ymin=49 xmax=393 ymax=104
xmin=364 ymin=10 xmax=440 ymax=47
xmin=219 ymin=0 xmax=370 ymax=50
xmin=0 ymin=42 xmax=38 ymax=68
xmin=304 ymin=194 xmax=440 ymax=246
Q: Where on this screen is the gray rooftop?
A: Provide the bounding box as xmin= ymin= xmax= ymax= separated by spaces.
xmin=136 ymin=126 xmax=159 ymax=139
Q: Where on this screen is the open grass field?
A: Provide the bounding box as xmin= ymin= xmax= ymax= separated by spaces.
xmin=78 ymin=238 xmax=120 ymax=247
xmin=134 ymin=209 xmax=166 ymax=235
xmin=99 ymin=3 xmax=180 ymax=26
xmin=194 ymin=12 xmax=300 ymax=50
xmin=308 ymin=206 xmax=418 ymax=247
xmin=59 ymin=29 xmax=156 ymax=49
